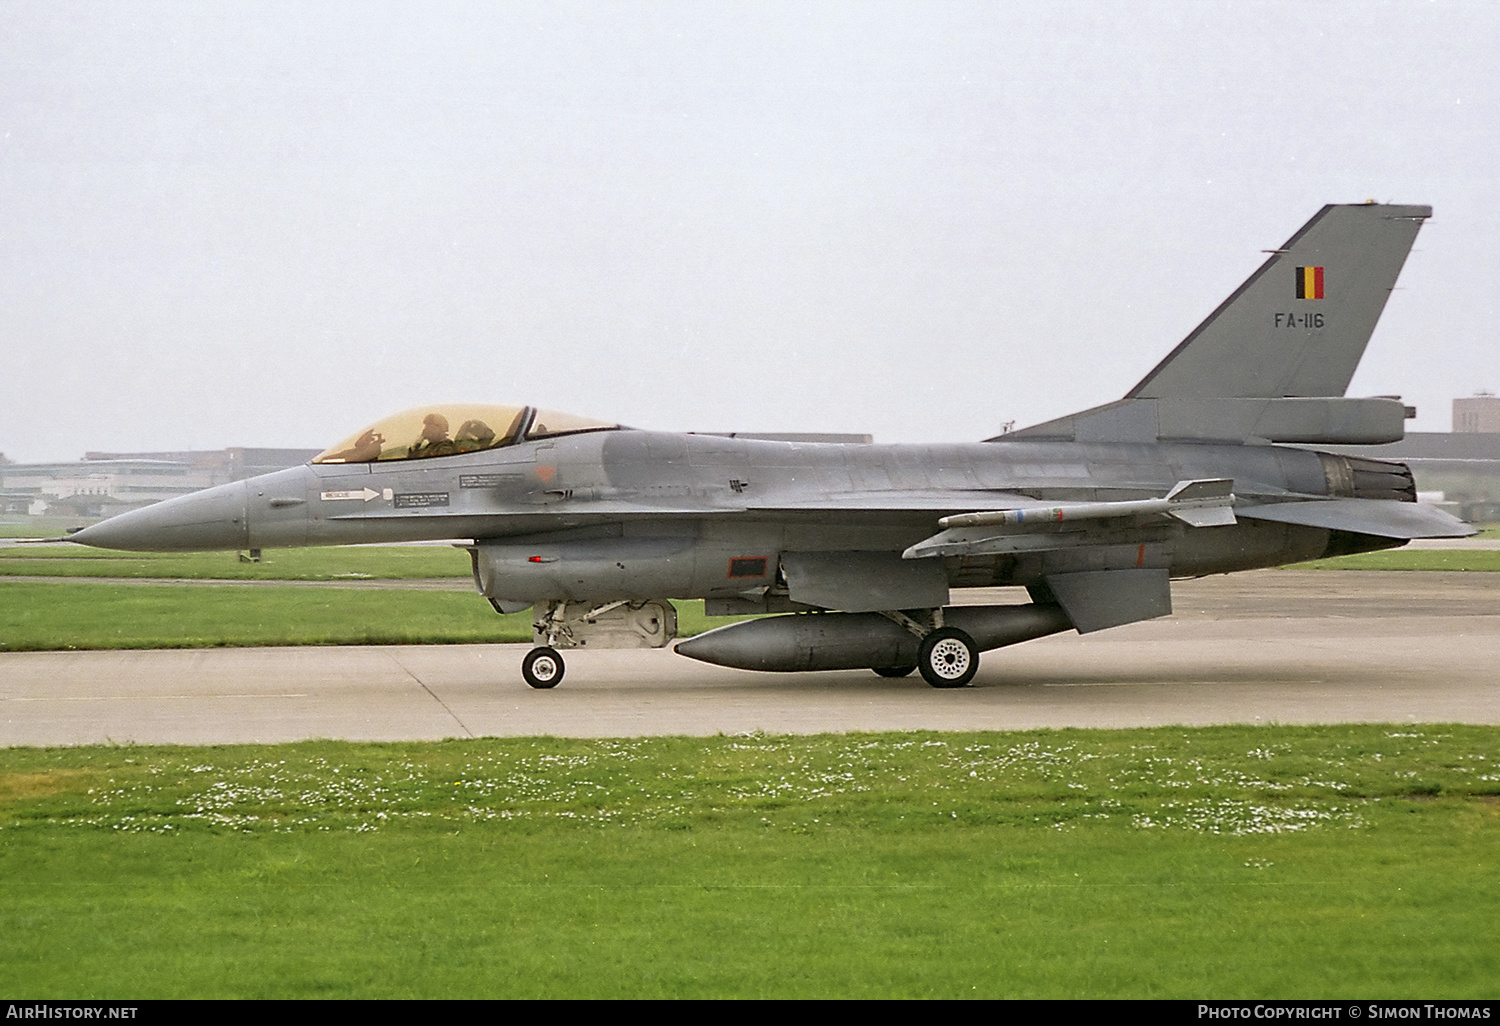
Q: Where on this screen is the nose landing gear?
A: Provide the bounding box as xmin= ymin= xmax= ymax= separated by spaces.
xmin=515 ymin=598 xmax=679 ymax=688
xmin=521 ymin=646 xmax=565 ymax=689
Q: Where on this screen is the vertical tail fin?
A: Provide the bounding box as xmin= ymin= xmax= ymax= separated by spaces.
xmin=1127 ymin=203 xmax=1430 ymax=399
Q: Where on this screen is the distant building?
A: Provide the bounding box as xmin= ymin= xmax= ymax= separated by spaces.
xmin=1453 ymin=392 xmax=1500 ymax=433
xmin=0 ymin=447 xmax=318 ymax=519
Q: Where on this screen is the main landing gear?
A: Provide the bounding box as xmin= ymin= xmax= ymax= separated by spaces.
xmin=916 ymin=627 xmax=979 ymax=688
xmin=876 ymin=610 xmax=981 ymax=688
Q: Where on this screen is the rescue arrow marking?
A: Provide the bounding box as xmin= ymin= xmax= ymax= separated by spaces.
xmin=320 ymin=488 xmax=381 ymax=502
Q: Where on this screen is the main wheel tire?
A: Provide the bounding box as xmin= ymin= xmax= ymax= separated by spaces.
xmin=917 ymin=627 xmax=979 ymax=688
xmin=873 ymin=664 xmax=917 ymax=678
xmin=522 ymin=646 xmax=565 ymax=689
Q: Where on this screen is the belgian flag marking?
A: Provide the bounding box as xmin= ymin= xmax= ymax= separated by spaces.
xmin=1295 ymin=265 xmax=1325 ymax=300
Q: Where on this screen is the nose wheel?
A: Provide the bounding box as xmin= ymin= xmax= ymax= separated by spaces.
xmin=521 ymin=646 xmax=565 ymax=689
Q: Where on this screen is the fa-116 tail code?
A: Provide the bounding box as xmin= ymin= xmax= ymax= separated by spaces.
xmin=1009 ymin=203 xmax=1430 ymax=446
xmin=1128 ymin=202 xmax=1430 ymax=400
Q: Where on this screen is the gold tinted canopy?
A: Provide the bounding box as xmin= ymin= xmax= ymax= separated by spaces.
xmin=313 ymin=405 xmax=617 ymax=464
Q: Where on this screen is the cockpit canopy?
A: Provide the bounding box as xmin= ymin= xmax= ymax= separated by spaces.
xmin=313 ymin=404 xmax=618 ymax=464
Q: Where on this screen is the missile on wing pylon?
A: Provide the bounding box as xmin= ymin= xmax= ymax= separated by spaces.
xmin=937 ymin=479 xmax=1237 ymax=530
xmin=674 ymin=603 xmax=1073 ymax=673
xmin=904 ymin=479 xmax=1237 ymax=561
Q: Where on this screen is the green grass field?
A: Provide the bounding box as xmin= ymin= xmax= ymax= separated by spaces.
xmin=2 ymin=534 xmax=1497 ymax=651
xmin=5 ymin=533 xmax=1498 ymax=583
xmin=1 ymin=726 xmax=1496 ymax=998
xmin=0 ymin=517 xmax=99 ymax=539
xmin=4 ymin=528 xmax=1496 ymax=997
xmin=0 ymin=581 xmax=751 ymax=650
xmin=0 ymin=542 xmax=472 ymax=580
xmin=1297 ymin=549 xmax=1500 ymax=571
xmin=0 ymin=580 xmax=530 ymax=648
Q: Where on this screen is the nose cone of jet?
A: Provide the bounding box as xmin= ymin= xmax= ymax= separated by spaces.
xmin=69 ymin=480 xmax=250 ymax=552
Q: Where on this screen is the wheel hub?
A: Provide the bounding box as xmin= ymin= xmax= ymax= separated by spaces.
xmin=928 ymin=638 xmax=971 ymax=679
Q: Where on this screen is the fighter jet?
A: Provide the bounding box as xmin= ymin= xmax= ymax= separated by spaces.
xmin=69 ymin=203 xmax=1473 ymax=688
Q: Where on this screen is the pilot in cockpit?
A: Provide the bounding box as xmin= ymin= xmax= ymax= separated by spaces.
xmin=408 ymin=413 xmax=459 ymax=458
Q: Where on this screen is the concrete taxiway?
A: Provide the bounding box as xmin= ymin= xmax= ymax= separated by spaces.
xmin=2 ymin=570 xmax=1496 ymax=746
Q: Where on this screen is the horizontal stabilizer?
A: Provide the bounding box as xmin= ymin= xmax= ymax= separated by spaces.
xmin=1238 ymin=499 xmax=1475 ymax=539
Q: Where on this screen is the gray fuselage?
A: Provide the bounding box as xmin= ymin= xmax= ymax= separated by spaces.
xmin=70 ymin=429 xmax=1388 ymax=608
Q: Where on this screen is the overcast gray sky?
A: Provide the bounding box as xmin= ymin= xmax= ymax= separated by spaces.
xmin=2 ymin=0 xmax=1496 ymax=462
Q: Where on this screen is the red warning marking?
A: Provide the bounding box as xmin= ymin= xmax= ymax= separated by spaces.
xmin=1136 ymin=543 xmax=1146 ymax=568
xmin=535 ymin=466 xmax=556 ymax=483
